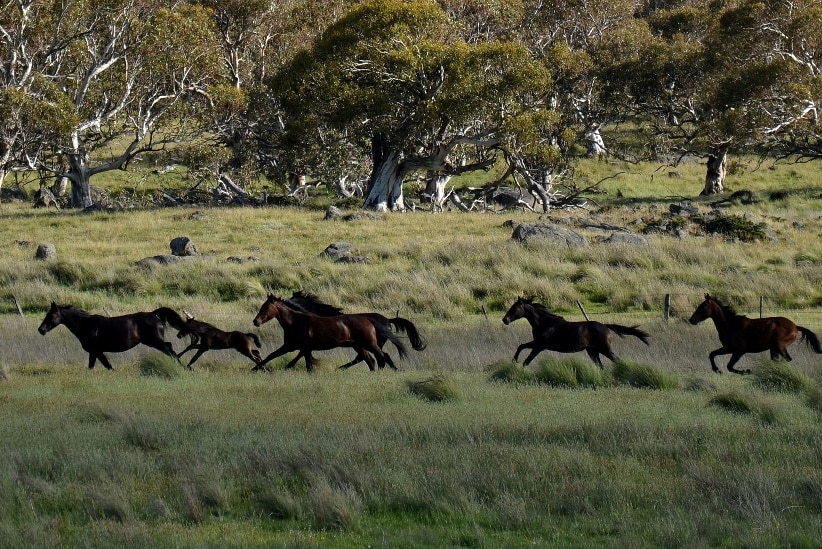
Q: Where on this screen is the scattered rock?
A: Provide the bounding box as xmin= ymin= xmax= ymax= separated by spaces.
xmin=511 ymin=223 xmax=589 ymax=248
xmin=602 ymin=232 xmax=649 ymax=246
xmin=320 ymin=242 xmax=371 ymax=263
xmin=324 ymin=206 xmax=344 ymax=220
xmin=669 ymin=201 xmax=698 ymax=216
xmin=343 ymin=211 xmax=383 ymax=222
xmin=170 ymin=237 xmax=198 ymax=256
xmin=227 ymin=256 xmax=260 ymax=264
xmin=35 ymin=243 xmax=57 ymax=261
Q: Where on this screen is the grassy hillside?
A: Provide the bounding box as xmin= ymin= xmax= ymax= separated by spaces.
xmin=1 ymin=158 xmax=821 ymax=547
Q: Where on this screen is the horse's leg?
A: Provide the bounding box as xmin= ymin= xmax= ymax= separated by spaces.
xmin=96 ymin=354 xmax=114 ymax=370
xmin=255 ymin=345 xmax=293 ymax=372
xmin=708 ymin=347 xmax=731 ymax=373
xmin=360 ymin=350 xmax=377 ymax=371
xmin=513 ymin=341 xmax=534 ymax=362
xmin=304 ymin=351 xmax=314 ymax=373
xmin=176 ymin=343 xmax=196 ymax=359
xmin=338 ymin=353 xmax=365 ymax=370
xmin=284 ymin=352 xmax=305 ymax=370
xmin=522 ymin=346 xmax=545 ymax=366
xmin=585 ymin=349 xmax=605 ymax=369
xmin=87 ymin=354 xmax=97 ymax=369
xmin=724 ymin=352 xmax=750 ymax=375
xmin=185 ymin=348 xmax=207 ymax=370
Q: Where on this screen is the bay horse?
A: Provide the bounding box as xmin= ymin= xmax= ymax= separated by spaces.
xmin=252 ymin=294 xmax=408 ymax=372
xmin=285 ymin=291 xmax=426 ymax=369
xmin=502 ymin=297 xmax=650 ymax=367
xmin=688 ymin=293 xmax=822 ymax=374
xmin=176 ymin=317 xmax=262 ymax=369
xmin=37 ymin=302 xmax=186 ymax=370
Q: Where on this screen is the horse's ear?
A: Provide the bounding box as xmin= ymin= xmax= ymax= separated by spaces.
xmin=705 ymin=293 xmax=711 ymax=299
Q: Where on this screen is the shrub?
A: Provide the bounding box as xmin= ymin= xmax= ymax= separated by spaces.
xmin=611 ymin=360 xmax=678 ymax=389
xmin=751 ymin=360 xmax=810 ymax=393
xmin=407 ymin=373 xmax=460 ymax=402
xmin=487 ymin=360 xmax=534 ymax=384
xmin=534 ymin=357 xmax=606 ymax=388
xmin=702 ymin=214 xmax=767 ymax=242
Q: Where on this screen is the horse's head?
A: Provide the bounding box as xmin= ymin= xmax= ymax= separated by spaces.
xmin=503 ymin=296 xmax=532 ymax=325
xmin=688 ymin=293 xmax=718 ymax=325
xmin=38 ymin=302 xmax=64 ymax=335
xmin=253 ymin=294 xmax=281 ymax=327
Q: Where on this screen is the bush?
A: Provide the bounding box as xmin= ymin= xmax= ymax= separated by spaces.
xmin=751 ymin=360 xmax=810 ymax=393
xmin=702 ymin=214 xmax=767 ymax=242
xmin=534 ymin=357 xmax=606 ymax=388
xmin=612 ymin=360 xmax=678 ymax=389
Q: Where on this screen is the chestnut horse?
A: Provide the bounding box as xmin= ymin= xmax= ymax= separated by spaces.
xmin=252 ymin=294 xmax=408 ymax=372
xmin=285 ymin=291 xmax=426 ymax=369
xmin=502 ymin=297 xmax=650 ymax=367
xmin=37 ymin=302 xmax=186 ymax=370
xmin=176 ymin=317 xmax=262 ymax=369
xmin=688 ymin=294 xmax=822 ymax=374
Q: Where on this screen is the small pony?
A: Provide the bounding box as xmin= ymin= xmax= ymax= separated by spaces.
xmin=176 ymin=316 xmax=262 ymax=369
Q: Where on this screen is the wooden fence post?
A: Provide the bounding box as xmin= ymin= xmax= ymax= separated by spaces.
xmin=664 ymin=294 xmax=671 ymax=322
xmin=576 ymin=300 xmax=590 ymax=321
xmin=760 ymin=296 xmax=764 ymax=318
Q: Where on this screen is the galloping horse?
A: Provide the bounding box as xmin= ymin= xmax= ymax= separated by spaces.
xmin=176 ymin=317 xmax=262 ymax=369
xmin=688 ymin=293 xmax=822 ymax=374
xmin=252 ymin=294 xmax=408 ymax=372
xmin=285 ymin=291 xmax=426 ymax=369
xmin=37 ymin=302 xmax=186 ymax=369
xmin=502 ymin=297 xmax=650 ymax=367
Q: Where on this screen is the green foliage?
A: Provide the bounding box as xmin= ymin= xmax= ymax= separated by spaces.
xmin=612 ymin=360 xmax=679 ymax=390
xmin=702 ymin=214 xmax=768 ymax=242
xmin=751 ymin=360 xmax=811 ymax=394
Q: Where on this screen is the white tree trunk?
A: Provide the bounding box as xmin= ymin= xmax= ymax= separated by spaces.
xmin=702 ymin=149 xmax=727 ymax=196
xmin=425 ymin=171 xmax=452 ymax=209
xmin=364 ymin=150 xmax=405 ymax=211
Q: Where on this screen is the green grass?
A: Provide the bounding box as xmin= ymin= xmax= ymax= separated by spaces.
xmin=1 ymin=157 xmax=821 ymax=546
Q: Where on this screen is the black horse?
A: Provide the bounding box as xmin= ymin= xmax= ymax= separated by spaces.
xmin=285 ymin=291 xmax=426 ymax=369
xmin=176 ymin=317 xmax=263 ymax=369
xmin=38 ymin=302 xmax=186 ymax=370
xmin=502 ymin=297 xmax=650 ymax=367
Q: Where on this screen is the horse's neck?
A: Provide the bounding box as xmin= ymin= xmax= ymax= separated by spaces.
xmin=273 ymin=303 xmax=298 ymax=328
xmin=60 ymin=309 xmax=94 ymax=338
xmin=524 ymin=305 xmax=559 ymax=329
xmin=709 ymin=307 xmax=738 ymax=334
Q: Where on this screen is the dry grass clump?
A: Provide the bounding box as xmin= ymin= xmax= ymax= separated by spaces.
xmin=406 ymin=373 xmax=460 ymax=402
xmin=88 ymin=490 xmax=130 ymax=522
xmin=309 ymin=478 xmax=361 ymax=531
xmin=750 ymin=360 xmax=811 ymax=393
xmin=256 ymin=489 xmax=302 ymax=520
xmin=804 ymin=386 xmax=822 ymax=414
xmin=533 ymin=357 xmax=607 ymax=388
xmin=612 ymin=360 xmax=679 ymax=389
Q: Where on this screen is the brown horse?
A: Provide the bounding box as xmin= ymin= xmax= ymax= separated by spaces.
xmin=688 ymin=293 xmax=822 ymax=374
xmin=37 ymin=302 xmax=186 ymax=369
xmin=252 ymin=294 xmax=408 ymax=372
xmin=502 ymin=297 xmax=650 ymax=367
xmin=285 ymin=291 xmax=426 ymax=369
xmin=176 ymin=317 xmax=262 ymax=369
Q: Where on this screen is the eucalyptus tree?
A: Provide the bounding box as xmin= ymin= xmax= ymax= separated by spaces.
xmin=269 ymin=0 xmax=553 ymax=211
xmin=12 ymin=0 xmax=224 ymax=208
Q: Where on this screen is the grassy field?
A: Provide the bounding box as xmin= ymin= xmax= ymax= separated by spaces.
xmin=1 ymin=157 xmax=822 ymax=547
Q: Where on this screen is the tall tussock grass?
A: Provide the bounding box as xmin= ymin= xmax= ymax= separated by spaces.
xmin=138 ymin=354 xmax=182 ymax=379
xmin=533 ymin=357 xmax=607 ymax=388
xmin=708 ymin=391 xmax=779 ymax=424
xmin=406 ymin=373 xmax=460 ymax=402
xmin=750 ymin=360 xmax=811 ymax=393
xmin=611 ymin=360 xmax=679 ymax=389
xmin=487 ymin=360 xmax=533 ymax=384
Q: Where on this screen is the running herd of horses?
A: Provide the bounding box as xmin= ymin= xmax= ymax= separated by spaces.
xmin=37 ymin=292 xmax=822 ymax=375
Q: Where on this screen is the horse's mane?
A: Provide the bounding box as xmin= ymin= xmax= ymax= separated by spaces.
xmin=526 ymin=301 xmax=565 ymax=321
xmin=287 ymin=291 xmax=345 ymax=316
xmin=709 ymin=296 xmax=744 ymax=318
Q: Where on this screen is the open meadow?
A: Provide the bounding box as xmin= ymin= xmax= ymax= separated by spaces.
xmin=1 ymin=159 xmax=822 ymax=547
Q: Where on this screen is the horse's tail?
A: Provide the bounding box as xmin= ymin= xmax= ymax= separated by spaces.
xmin=798 ymin=326 xmax=822 ymax=354
xmin=152 ymin=307 xmax=187 ymax=331
xmin=389 ymin=317 xmax=427 ymax=351
xmin=247 ymin=333 xmax=262 ymax=348
xmin=606 ymin=324 xmax=650 ymax=345
xmin=377 ymin=323 xmax=409 ymax=360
